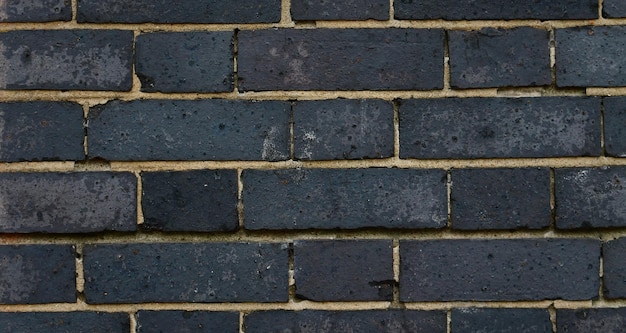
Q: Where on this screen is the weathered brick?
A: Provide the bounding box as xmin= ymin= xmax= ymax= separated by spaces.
xmin=604 ymin=97 xmax=626 ymax=157
xmin=602 ymin=238 xmax=626 ymax=299
xmin=399 ymin=97 xmax=600 ymax=158
xmin=449 ymin=27 xmax=551 ymax=88
xmin=0 ymin=30 xmax=133 ymax=91
xmin=244 ymin=310 xmax=446 ymax=332
xmin=83 ymin=242 xmax=289 ymax=303
xmin=452 ymin=308 xmax=552 ymax=333
xmin=0 ymin=0 xmax=71 ymax=22
xmin=238 ymin=29 xmax=444 ymax=91
xmin=0 ymin=245 xmax=75 ymax=304
xmin=451 ymin=168 xmax=551 ymax=230
xmin=394 ymin=0 xmax=597 ymax=20
xmin=243 ymin=168 xmax=447 ymax=230
xmin=135 ymin=32 xmax=233 ymax=93
xmin=556 ymin=26 xmax=626 ymax=87
xmin=293 ymin=99 xmax=394 ymax=160
xmin=291 ymin=0 xmax=388 ymax=21
xmin=88 ymin=99 xmax=290 ymax=161
xmin=77 ymin=0 xmax=280 ymax=23
xmin=603 ymin=0 xmax=626 ymax=18
xmin=294 ymin=240 xmax=393 ymax=301
xmin=557 ymin=308 xmax=626 ymax=332
xmin=0 ymin=312 xmax=129 ymax=332
xmin=0 ymin=102 xmax=84 ymax=162
xmin=136 ymin=311 xmax=239 ymax=333
xmin=555 ymin=167 xmax=626 ymax=229
xmin=141 ymin=170 xmax=238 ymax=232
xmin=400 ymin=239 xmax=600 ymax=301
xmin=0 ymin=172 xmax=136 ymax=233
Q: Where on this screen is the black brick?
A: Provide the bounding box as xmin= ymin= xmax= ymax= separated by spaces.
xmin=557 ymin=308 xmax=626 ymax=332
xmin=135 ymin=32 xmax=233 ymax=93
xmin=399 ymin=97 xmax=600 ymax=158
xmin=243 ymin=168 xmax=447 ymax=230
xmin=0 ymin=245 xmax=75 ymax=304
xmin=136 ymin=311 xmax=239 ymax=333
xmin=77 ymin=0 xmax=280 ymax=23
xmin=556 ymin=26 xmax=626 ymax=87
xmin=602 ymin=238 xmax=626 ymax=299
xmin=238 ymin=29 xmax=444 ymax=91
xmin=244 ymin=310 xmax=446 ymax=333
xmin=88 ymin=99 xmax=290 ymax=161
xmin=449 ymin=27 xmax=551 ymax=88
xmin=141 ymin=170 xmax=238 ymax=232
xmin=400 ymin=239 xmax=600 ymax=301
xmin=0 ymin=312 xmax=129 ymax=332
xmin=294 ymin=240 xmax=393 ymax=301
xmin=293 ymin=99 xmax=394 ymax=160
xmin=555 ymin=167 xmax=626 ymax=229
xmin=291 ymin=0 xmax=388 ymax=21
xmin=83 ymin=242 xmax=289 ymax=303
xmin=0 ymin=30 xmax=133 ymax=91
xmin=0 ymin=0 xmax=71 ymax=22
xmin=604 ymin=97 xmax=626 ymax=157
xmin=0 ymin=172 xmax=136 ymax=233
xmin=0 ymin=102 xmax=84 ymax=162
xmin=452 ymin=308 xmax=552 ymax=333
xmin=603 ymin=0 xmax=626 ymax=18
xmin=451 ymin=168 xmax=551 ymax=230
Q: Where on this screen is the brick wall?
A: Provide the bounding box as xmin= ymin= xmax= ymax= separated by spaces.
xmin=1 ymin=0 xmax=626 ymax=332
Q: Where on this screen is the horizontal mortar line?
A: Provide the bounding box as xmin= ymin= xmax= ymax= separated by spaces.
xmin=587 ymin=87 xmax=626 ymax=96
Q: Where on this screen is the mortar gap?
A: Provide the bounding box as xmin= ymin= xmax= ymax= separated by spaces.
xmin=82 ymin=103 xmax=89 ymax=159
xmin=130 ymin=311 xmax=138 ymax=333
xmin=281 ymin=0 xmax=294 ymax=26
xmin=392 ymin=99 xmax=400 ymax=159
xmin=71 ymin=0 xmax=77 ymax=22
xmin=136 ymin=171 xmax=144 ymax=226
xmin=443 ymin=30 xmax=451 ymax=91
xmin=600 ymin=97 xmax=606 ymax=156
xmin=237 ymin=169 xmax=244 ymax=230
xmin=446 ymin=309 xmax=452 ymax=333
xmin=233 ymin=29 xmax=240 ymax=94
xmin=599 ymin=246 xmax=605 ymax=301
xmin=447 ymin=170 xmax=452 ymax=229
xmin=391 ymin=239 xmax=401 ymax=308
xmin=288 ymin=242 xmax=296 ymax=302
xmin=289 ymin=101 xmax=295 ymax=160
xmin=549 ymin=28 xmax=557 ymax=90
xmin=548 ymin=304 xmax=557 ymax=333
xmin=549 ymin=168 xmax=556 ymax=230
xmin=239 ymin=311 xmax=245 ymax=333
xmin=599 ymin=0 xmax=605 ymax=19
xmin=388 ymin=0 xmax=394 ymax=21
xmin=74 ymin=243 xmax=85 ymax=300
xmin=132 ymin=30 xmax=142 ymax=93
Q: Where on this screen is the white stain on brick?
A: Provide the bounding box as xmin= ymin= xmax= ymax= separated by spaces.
xmin=261 ymin=126 xmax=287 ymax=160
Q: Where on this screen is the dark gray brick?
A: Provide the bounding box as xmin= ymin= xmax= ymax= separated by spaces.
xmin=244 ymin=310 xmax=446 ymax=333
xmin=451 ymin=168 xmax=551 ymax=230
xmin=293 ymin=99 xmax=393 ymax=160
xmin=604 ymin=97 xmax=626 ymax=157
xmin=0 ymin=0 xmax=71 ymax=22
xmin=238 ymin=29 xmax=444 ymax=91
xmin=449 ymin=28 xmax=551 ymax=88
xmin=452 ymin=308 xmax=552 ymax=333
xmin=135 ymin=32 xmax=233 ymax=93
xmin=243 ymin=168 xmax=447 ymax=230
xmin=0 ymin=172 xmax=136 ymax=233
xmin=602 ymin=238 xmax=626 ymax=299
xmin=400 ymin=239 xmax=600 ymax=301
xmin=291 ymin=0 xmax=388 ymax=20
xmin=555 ymin=167 xmax=626 ymax=229
xmin=557 ymin=308 xmax=626 ymax=332
xmin=137 ymin=311 xmax=239 ymax=333
xmin=0 ymin=245 xmax=75 ymax=304
xmin=294 ymin=240 xmax=393 ymax=301
xmin=394 ymin=0 xmax=597 ymax=20
xmin=77 ymin=0 xmax=280 ymax=23
xmin=0 ymin=312 xmax=129 ymax=332
xmin=88 ymin=99 xmax=290 ymax=161
xmin=399 ymin=97 xmax=601 ymax=158
xmin=83 ymin=242 xmax=288 ymax=303
xmin=603 ymin=0 xmax=626 ymax=18
xmin=556 ymin=26 xmax=626 ymax=87
xmin=141 ymin=170 xmax=238 ymax=232
xmin=0 ymin=30 xmax=133 ymax=91
xmin=0 ymin=102 xmax=84 ymax=162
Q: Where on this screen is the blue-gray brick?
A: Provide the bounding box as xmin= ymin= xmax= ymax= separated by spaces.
xmin=88 ymin=99 xmax=290 ymax=161
xmin=0 ymin=30 xmax=133 ymax=91
xmin=557 ymin=308 xmax=626 ymax=332
xmin=399 ymin=97 xmax=600 ymax=158
xmin=452 ymin=308 xmax=552 ymax=333
xmin=0 ymin=102 xmax=84 ymax=162
xmin=0 ymin=245 xmax=75 ymax=304
xmin=603 ymin=0 xmax=626 ymax=18
xmin=135 ymin=32 xmax=233 ymax=93
xmin=83 ymin=242 xmax=289 ymax=303
xmin=238 ymin=29 xmax=444 ymax=91
xmin=0 ymin=312 xmax=129 ymax=332
xmin=400 ymin=239 xmax=600 ymax=301
xmin=243 ymin=168 xmax=447 ymax=230
xmin=0 ymin=172 xmax=136 ymax=233
xmin=141 ymin=170 xmax=238 ymax=232
xmin=136 ymin=311 xmax=239 ymax=333
xmin=293 ymin=99 xmax=393 ymax=160
xmin=604 ymin=97 xmax=626 ymax=157
xmin=291 ymin=0 xmax=388 ymax=21
xmin=602 ymin=238 xmax=626 ymax=299
xmin=0 ymin=0 xmax=71 ymax=22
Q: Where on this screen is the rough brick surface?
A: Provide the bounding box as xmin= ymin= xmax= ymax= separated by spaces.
xmin=83 ymin=242 xmax=288 ymax=303
xmin=0 ymin=0 xmax=71 ymax=22
xmin=0 ymin=102 xmax=84 ymax=162
xmin=294 ymin=240 xmax=393 ymax=301
xmin=293 ymin=99 xmax=394 ymax=160
xmin=602 ymin=238 xmax=626 ymax=299
xmin=555 ymin=167 xmax=626 ymax=229
xmin=243 ymin=168 xmax=447 ymax=230
xmin=603 ymin=97 xmax=626 ymax=157
xmin=141 ymin=170 xmax=238 ymax=232
xmin=452 ymin=308 xmax=552 ymax=333
xmin=0 ymin=245 xmax=75 ymax=304
xmin=238 ymin=29 xmax=444 ymax=91
xmin=449 ymin=27 xmax=551 ymax=88
xmin=0 ymin=172 xmax=136 ymax=233
xmin=451 ymin=168 xmax=551 ymax=230
xmin=136 ymin=311 xmax=239 ymax=333
xmin=0 ymin=312 xmax=129 ymax=332
xmin=88 ymin=99 xmax=290 ymax=161
xmin=77 ymin=0 xmax=281 ymax=23
xmin=135 ymin=32 xmax=233 ymax=93
xmin=0 ymin=30 xmax=133 ymax=91
xmin=400 ymin=239 xmax=600 ymax=301
xmin=557 ymin=308 xmax=626 ymax=332
xmin=603 ymin=0 xmax=626 ymax=18
xmin=399 ymin=97 xmax=601 ymax=158
xmin=291 ymin=0 xmax=388 ymax=21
